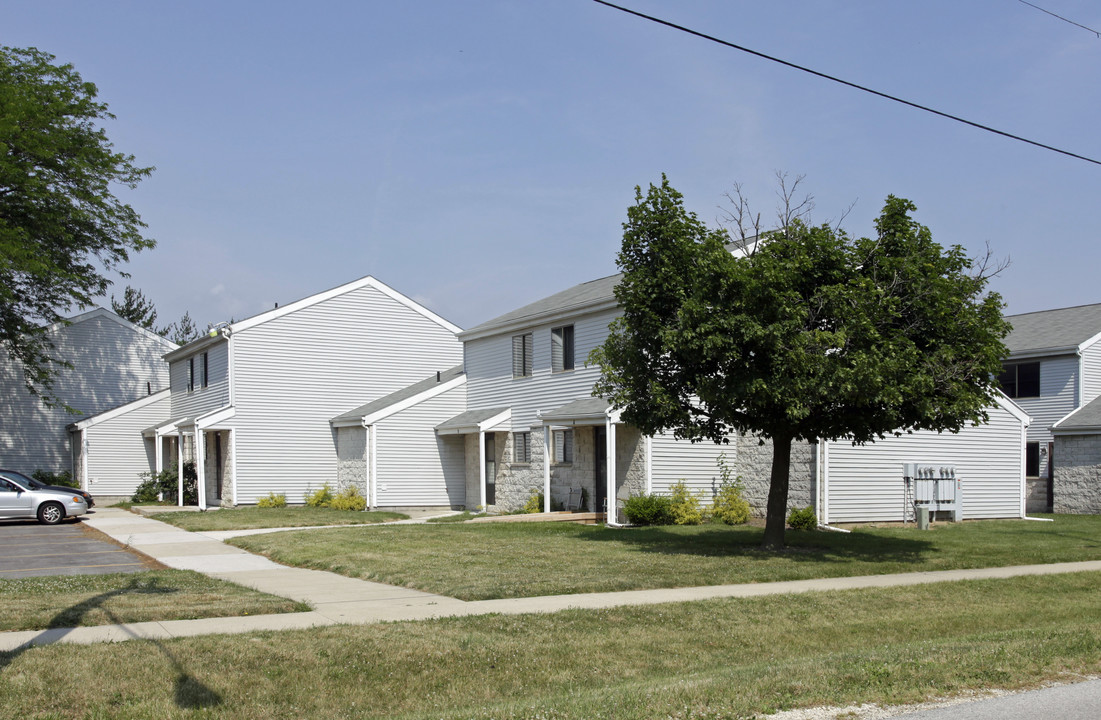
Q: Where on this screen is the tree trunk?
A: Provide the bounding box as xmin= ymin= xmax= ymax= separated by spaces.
xmin=761 ymin=432 xmax=793 ymax=550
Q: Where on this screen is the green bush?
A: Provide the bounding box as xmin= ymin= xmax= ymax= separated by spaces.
xmin=304 ymin=483 xmax=334 ymax=508
xmin=132 ymin=462 xmax=197 ymax=505
xmin=669 ymin=480 xmax=705 ymax=525
xmin=623 ymin=493 xmax=674 ymax=526
xmin=32 ymin=469 xmax=78 ymax=488
xmin=330 ymin=485 xmax=367 ymax=511
xmin=787 ymin=505 xmax=818 ymax=531
xmin=257 ymin=492 xmax=287 ymax=508
xmin=521 ymin=490 xmax=544 ymax=514
xmin=711 ymin=453 xmax=751 ymax=525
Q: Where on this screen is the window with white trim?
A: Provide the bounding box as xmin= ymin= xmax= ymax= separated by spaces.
xmin=551 ymin=325 xmax=575 ymax=372
xmin=554 ymin=429 xmax=574 ymax=463
xmin=513 ymin=432 xmax=531 ymax=463
xmin=512 ymin=333 xmax=533 ymax=377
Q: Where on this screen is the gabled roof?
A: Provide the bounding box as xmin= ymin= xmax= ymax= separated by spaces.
xmin=331 ymin=365 xmax=464 ymax=426
xmin=66 ymin=389 xmax=171 ymax=431
xmin=459 ymin=274 xmax=622 ymax=341
xmin=166 ymin=275 xmax=462 ymax=360
xmin=435 ymin=407 xmax=511 ymax=434
xmin=1053 ymin=394 xmax=1101 ymax=433
xmin=541 ymin=397 xmax=610 ymax=422
xmin=48 ymin=307 xmax=178 ymax=353
xmin=1004 ymin=303 xmax=1101 ymax=357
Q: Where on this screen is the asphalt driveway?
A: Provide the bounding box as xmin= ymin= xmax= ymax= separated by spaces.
xmin=0 ymin=514 xmax=160 ymax=578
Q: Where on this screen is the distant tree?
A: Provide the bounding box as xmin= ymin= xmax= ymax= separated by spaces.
xmin=0 ymin=46 xmax=155 ymax=405
xmin=160 ymin=311 xmax=201 ymax=346
xmin=591 ymin=176 xmax=1010 ymax=549
xmin=110 ymin=286 xmax=158 ymax=330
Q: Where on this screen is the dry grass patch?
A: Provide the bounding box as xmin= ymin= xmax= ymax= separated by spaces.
xmin=0 ymin=570 xmax=308 ymax=632
xmin=148 ymin=507 xmax=407 ymax=531
xmin=229 ymin=513 xmax=1101 ymax=600
xmin=1 ymin=573 xmax=1099 ymax=719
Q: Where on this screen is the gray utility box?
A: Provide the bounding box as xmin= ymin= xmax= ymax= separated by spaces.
xmin=903 ymin=463 xmax=962 ymax=524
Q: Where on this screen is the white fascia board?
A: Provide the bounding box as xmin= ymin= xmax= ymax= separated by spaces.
xmin=478 ymin=408 xmax=512 ymax=431
xmin=163 ymin=334 xmax=227 ymax=363
xmin=359 ymin=375 xmax=466 ymax=426
xmin=542 ymin=417 xmax=607 ymax=427
xmin=68 ymin=389 xmax=171 ymax=430
xmin=992 ymin=390 xmax=1032 ymax=427
xmin=228 ymin=275 xmax=462 ymax=336
xmin=1078 ymin=330 xmax=1101 ymax=355
xmin=1005 ymin=347 xmax=1077 ymax=361
xmin=44 ymin=307 xmax=178 ymax=352
xmin=196 ymin=405 xmax=235 ymax=429
xmin=458 ymin=300 xmax=621 ymax=343
xmin=1053 ymin=426 xmax=1101 ymax=435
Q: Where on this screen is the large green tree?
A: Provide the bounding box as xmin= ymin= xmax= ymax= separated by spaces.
xmin=592 ymin=177 xmax=1010 ymax=549
xmin=1 ymin=46 xmax=154 ymax=404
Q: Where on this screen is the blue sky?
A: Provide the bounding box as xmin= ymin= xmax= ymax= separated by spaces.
xmin=6 ymin=1 xmax=1099 ymax=330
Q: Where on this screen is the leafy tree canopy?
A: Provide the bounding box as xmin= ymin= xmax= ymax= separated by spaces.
xmin=591 ymin=176 xmax=1010 ymax=549
xmin=0 ymin=46 xmax=154 ymax=404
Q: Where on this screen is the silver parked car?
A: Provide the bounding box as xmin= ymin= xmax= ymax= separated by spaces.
xmin=0 ymin=472 xmax=89 ymax=524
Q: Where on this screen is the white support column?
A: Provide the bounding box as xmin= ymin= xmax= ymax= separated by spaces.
xmin=369 ymin=424 xmax=378 ymax=509
xmin=176 ymin=429 xmax=185 ymax=506
xmin=195 ymin=429 xmax=207 ymax=510
xmin=543 ymin=425 xmax=551 ymax=513
xmin=645 ymin=435 xmax=653 ymax=494
xmin=606 ymin=418 xmax=616 ymax=522
xmin=478 ymin=429 xmax=487 ymax=510
xmin=155 ymin=434 xmax=163 ymax=475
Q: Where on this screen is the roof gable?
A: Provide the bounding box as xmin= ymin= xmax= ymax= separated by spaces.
xmin=1005 ymin=303 xmax=1101 ymax=356
xmin=48 ymin=307 xmax=178 ymax=352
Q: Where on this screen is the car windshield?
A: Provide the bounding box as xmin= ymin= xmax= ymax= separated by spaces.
xmin=0 ymin=470 xmax=39 ymax=489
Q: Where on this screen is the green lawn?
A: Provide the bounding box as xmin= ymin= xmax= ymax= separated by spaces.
xmin=148 ymin=507 xmax=408 ymax=531
xmin=228 ymin=514 xmax=1101 ymax=600
xmin=0 ymin=570 xmax=309 ymax=632
xmin=2 ymin=572 xmax=1099 ymax=719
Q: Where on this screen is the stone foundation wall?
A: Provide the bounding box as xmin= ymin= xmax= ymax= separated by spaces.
xmin=334 ymin=426 xmax=367 ymax=495
xmin=1053 ymin=435 xmax=1101 ymax=514
xmin=464 ymin=433 xmax=480 ymax=510
xmin=494 ymin=429 xmax=543 ymax=512
xmin=735 ymin=433 xmax=815 ymax=517
xmin=203 ymin=430 xmax=234 ymax=507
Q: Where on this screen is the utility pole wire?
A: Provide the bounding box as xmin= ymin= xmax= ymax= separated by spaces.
xmin=592 ymin=0 xmax=1101 ymax=167
xmin=1017 ymin=0 xmax=1100 ymax=39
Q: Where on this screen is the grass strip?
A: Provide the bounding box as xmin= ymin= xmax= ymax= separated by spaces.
xmin=148 ymin=507 xmax=407 ymax=531
xmin=1 ymin=572 xmax=1098 ymax=719
xmin=0 ymin=570 xmax=308 ymax=632
xmin=229 ymin=513 xmax=1101 ymax=600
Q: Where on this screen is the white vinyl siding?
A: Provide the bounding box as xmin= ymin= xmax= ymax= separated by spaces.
xmin=169 ymin=342 xmax=230 ymax=420
xmin=650 ymin=431 xmax=734 ymax=498
xmin=0 ymin=311 xmax=173 ymax=475
xmin=1010 ymin=354 xmax=1077 ymax=478
xmin=1080 ymin=340 xmax=1101 ymax=407
xmin=373 ymin=385 xmax=468 ymax=507
xmin=465 ymin=307 xmax=619 ymax=431
xmin=81 ymin=393 xmax=171 ymax=496
xmin=231 ymin=283 xmax=461 ymax=504
xmin=824 ymin=401 xmax=1025 ymax=522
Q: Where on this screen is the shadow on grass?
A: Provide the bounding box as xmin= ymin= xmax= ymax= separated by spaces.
xmin=572 ymin=524 xmax=937 ymax=564
xmin=0 ymin=577 xmax=222 ymax=710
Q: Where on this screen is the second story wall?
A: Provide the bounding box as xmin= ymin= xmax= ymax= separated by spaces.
xmin=168 ymin=340 xmax=230 ymax=420
xmin=465 ymin=307 xmax=620 ymax=430
xmin=1010 ymin=354 xmax=1077 ymax=442
xmin=1081 ymin=339 xmax=1101 ymax=408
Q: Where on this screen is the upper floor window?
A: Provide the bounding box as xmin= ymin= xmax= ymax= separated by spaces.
xmin=998 ymin=361 xmax=1040 ymax=398
xmin=512 ymin=333 xmax=533 ymax=378
xmin=188 ymin=357 xmax=195 ymax=392
xmin=552 ymin=325 xmax=575 ymax=372
xmin=201 ymin=352 xmax=209 ymax=388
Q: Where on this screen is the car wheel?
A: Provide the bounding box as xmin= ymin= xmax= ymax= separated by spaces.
xmin=37 ymin=502 xmax=65 ymax=525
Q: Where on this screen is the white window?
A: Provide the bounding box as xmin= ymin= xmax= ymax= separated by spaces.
xmin=554 ymin=429 xmax=574 ymax=463
xmin=552 ymin=325 xmax=575 ymax=372
xmin=513 ymin=432 xmax=531 ymax=463
xmin=512 ymin=333 xmax=533 ymax=377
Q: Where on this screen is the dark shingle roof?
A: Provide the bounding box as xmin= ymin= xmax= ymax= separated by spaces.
xmin=435 ymin=407 xmax=510 ymax=432
xmin=1054 ymin=394 xmax=1101 ymax=432
xmin=541 ymin=397 xmax=610 ymax=421
xmin=1005 ymin=303 xmax=1101 ymax=356
xmin=459 ymin=274 xmax=621 ymax=339
xmin=332 ymin=365 xmax=464 ymax=424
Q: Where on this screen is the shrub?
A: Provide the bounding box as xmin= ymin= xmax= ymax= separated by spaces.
xmin=132 ymin=462 xmax=197 ymax=505
xmin=521 ymin=490 xmax=544 ymax=514
xmin=304 ymin=482 xmax=334 ymax=508
xmin=669 ymin=480 xmax=705 ymax=525
xmin=32 ymin=469 xmax=77 ymax=488
xmin=623 ymin=493 xmax=673 ymax=526
xmin=711 ymin=453 xmax=751 ymax=525
xmin=787 ymin=505 xmax=818 ymax=531
xmin=330 ymin=485 xmax=367 ymax=511
xmin=257 ymin=492 xmax=287 ymax=508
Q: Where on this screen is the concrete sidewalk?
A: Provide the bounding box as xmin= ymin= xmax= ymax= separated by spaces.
xmin=4 ymin=508 xmax=1100 ymax=652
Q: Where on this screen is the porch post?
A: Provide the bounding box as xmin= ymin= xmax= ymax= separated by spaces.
xmin=478 ymin=429 xmax=487 ymax=510
xmin=176 ymin=428 xmax=185 ymax=506
xmin=543 ymin=424 xmax=551 ymax=513
xmin=606 ymin=417 xmax=616 ymax=522
xmin=155 ymin=434 xmax=163 ymax=475
xmin=369 ymin=425 xmax=378 ymax=510
xmin=195 ymin=428 xmax=207 ymax=510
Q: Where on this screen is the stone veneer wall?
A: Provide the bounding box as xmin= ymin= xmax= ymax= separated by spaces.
xmin=335 ymin=426 xmax=367 ymax=497
xmin=1053 ymin=435 xmax=1101 ymax=514
xmin=464 ymin=432 xmax=480 ymax=509
xmin=202 ymin=430 xmax=235 ymax=507
xmin=548 ymin=427 xmax=595 ymax=510
xmin=735 ymin=433 xmax=816 ymax=516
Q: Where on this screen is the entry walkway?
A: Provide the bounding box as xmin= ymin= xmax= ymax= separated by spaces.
xmin=3 ymin=508 xmax=1101 ymax=652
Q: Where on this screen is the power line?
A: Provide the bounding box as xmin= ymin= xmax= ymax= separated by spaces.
xmin=1017 ymin=0 xmax=1100 ymax=39
xmin=592 ymin=0 xmax=1101 ymax=167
